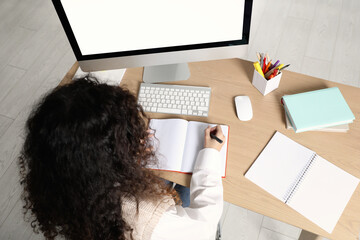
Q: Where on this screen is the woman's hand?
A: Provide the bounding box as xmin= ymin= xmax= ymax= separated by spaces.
xmin=204 ymin=125 xmax=225 ymax=152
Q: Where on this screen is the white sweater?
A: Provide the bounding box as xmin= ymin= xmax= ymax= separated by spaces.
xmin=151 ymin=148 xmax=224 ymax=240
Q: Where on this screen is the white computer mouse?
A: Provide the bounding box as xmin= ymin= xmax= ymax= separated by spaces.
xmin=235 ymin=96 xmax=253 ymax=121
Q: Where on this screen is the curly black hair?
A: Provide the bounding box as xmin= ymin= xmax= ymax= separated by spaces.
xmin=19 ymin=77 xmax=177 ymax=240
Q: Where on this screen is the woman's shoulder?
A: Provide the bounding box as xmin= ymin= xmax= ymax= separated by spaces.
xmin=122 ymin=195 xmax=175 ymax=240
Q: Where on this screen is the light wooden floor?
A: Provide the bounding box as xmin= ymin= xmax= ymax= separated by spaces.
xmin=0 ymin=0 xmax=359 ymax=239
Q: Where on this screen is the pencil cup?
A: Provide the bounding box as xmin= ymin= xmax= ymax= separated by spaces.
xmin=252 ymin=70 xmax=282 ymax=96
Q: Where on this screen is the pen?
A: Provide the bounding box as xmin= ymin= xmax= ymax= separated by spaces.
xmin=256 ymin=52 xmax=261 ymax=61
xmin=264 ymin=60 xmax=272 ymax=74
xmin=253 ymin=62 xmax=265 ymax=78
xmin=269 ymin=60 xmax=280 ymax=70
xmin=210 ymin=133 xmax=223 ymax=144
xmin=265 ymin=67 xmax=275 ymax=78
xmin=279 ymin=64 xmax=290 ymax=71
xmin=273 ymin=69 xmax=279 ymax=77
xmin=262 ymin=57 xmax=267 ymax=73
xmin=268 ymin=69 xmax=278 ymax=80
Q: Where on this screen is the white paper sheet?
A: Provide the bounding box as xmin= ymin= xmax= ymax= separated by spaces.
xmin=245 ymin=131 xmax=359 ymax=233
xmin=182 ymin=122 xmax=229 ymax=177
xmin=149 ymin=119 xmax=188 ymax=171
xmin=288 ymin=156 xmax=359 ymax=233
xmin=245 ymin=132 xmax=315 ymax=201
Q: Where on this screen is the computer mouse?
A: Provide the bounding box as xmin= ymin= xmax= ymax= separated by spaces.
xmin=235 ymin=96 xmax=253 ymax=121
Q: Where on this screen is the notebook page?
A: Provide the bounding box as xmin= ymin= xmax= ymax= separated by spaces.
xmin=287 ymin=155 xmax=359 ymax=233
xmin=245 ymin=131 xmax=315 ymax=201
xmin=149 ymin=119 xmax=188 ymax=171
xmin=181 ymin=121 xmax=229 ymax=177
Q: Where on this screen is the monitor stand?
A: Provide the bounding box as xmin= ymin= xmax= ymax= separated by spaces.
xmin=143 ymin=63 xmax=190 ymax=83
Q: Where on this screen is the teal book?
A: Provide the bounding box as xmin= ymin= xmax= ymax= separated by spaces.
xmin=282 ymin=87 xmax=355 ymax=133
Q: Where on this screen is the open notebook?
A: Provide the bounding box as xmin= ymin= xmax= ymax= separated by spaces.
xmin=245 ymin=131 xmax=359 ymax=233
xmin=148 ymin=119 xmax=229 ymax=177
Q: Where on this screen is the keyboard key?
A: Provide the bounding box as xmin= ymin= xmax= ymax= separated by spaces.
xmin=198 ymin=106 xmax=208 ymax=111
xmin=157 ymin=108 xmax=181 ymax=114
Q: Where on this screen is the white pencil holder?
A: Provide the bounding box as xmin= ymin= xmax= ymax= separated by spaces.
xmin=252 ymin=69 xmax=282 ymax=96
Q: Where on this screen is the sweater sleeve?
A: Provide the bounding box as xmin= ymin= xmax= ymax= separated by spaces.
xmin=150 ymin=148 xmax=224 ymax=240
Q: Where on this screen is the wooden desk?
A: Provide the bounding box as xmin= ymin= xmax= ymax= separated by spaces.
xmin=61 ymin=59 xmax=360 ymax=240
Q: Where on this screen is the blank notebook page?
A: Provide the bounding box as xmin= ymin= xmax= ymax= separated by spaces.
xmin=245 ymin=132 xmax=315 ymax=201
xmin=149 ymin=119 xmax=188 ymax=171
xmin=182 ymin=122 xmax=229 ymax=176
xmin=287 ymin=156 xmax=359 ymax=233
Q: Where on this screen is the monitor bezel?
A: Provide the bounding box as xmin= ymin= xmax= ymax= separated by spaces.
xmin=52 ymin=0 xmax=253 ymax=61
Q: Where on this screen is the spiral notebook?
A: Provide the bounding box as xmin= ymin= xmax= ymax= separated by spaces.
xmin=245 ymin=131 xmax=359 ymax=233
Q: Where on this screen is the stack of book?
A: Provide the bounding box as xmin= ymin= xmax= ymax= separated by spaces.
xmin=282 ymin=87 xmax=355 ymax=133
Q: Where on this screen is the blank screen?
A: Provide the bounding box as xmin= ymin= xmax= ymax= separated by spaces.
xmin=61 ymin=0 xmax=245 ymax=56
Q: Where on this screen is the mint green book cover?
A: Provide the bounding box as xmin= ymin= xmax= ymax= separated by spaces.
xmin=282 ymin=87 xmax=355 ymax=133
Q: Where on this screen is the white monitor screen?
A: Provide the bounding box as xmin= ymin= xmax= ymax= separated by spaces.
xmin=60 ymin=0 xmax=245 ymax=56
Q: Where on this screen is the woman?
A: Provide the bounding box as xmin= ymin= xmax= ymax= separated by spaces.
xmin=19 ymin=77 xmax=225 ymax=240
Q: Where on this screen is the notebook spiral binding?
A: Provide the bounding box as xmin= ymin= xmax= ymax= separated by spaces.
xmin=283 ymin=153 xmax=317 ymax=204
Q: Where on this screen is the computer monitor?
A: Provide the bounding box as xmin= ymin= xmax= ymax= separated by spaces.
xmin=52 ymin=0 xmax=253 ymax=83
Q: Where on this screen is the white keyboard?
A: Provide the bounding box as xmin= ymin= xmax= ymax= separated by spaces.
xmin=137 ymin=83 xmax=211 ymax=117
